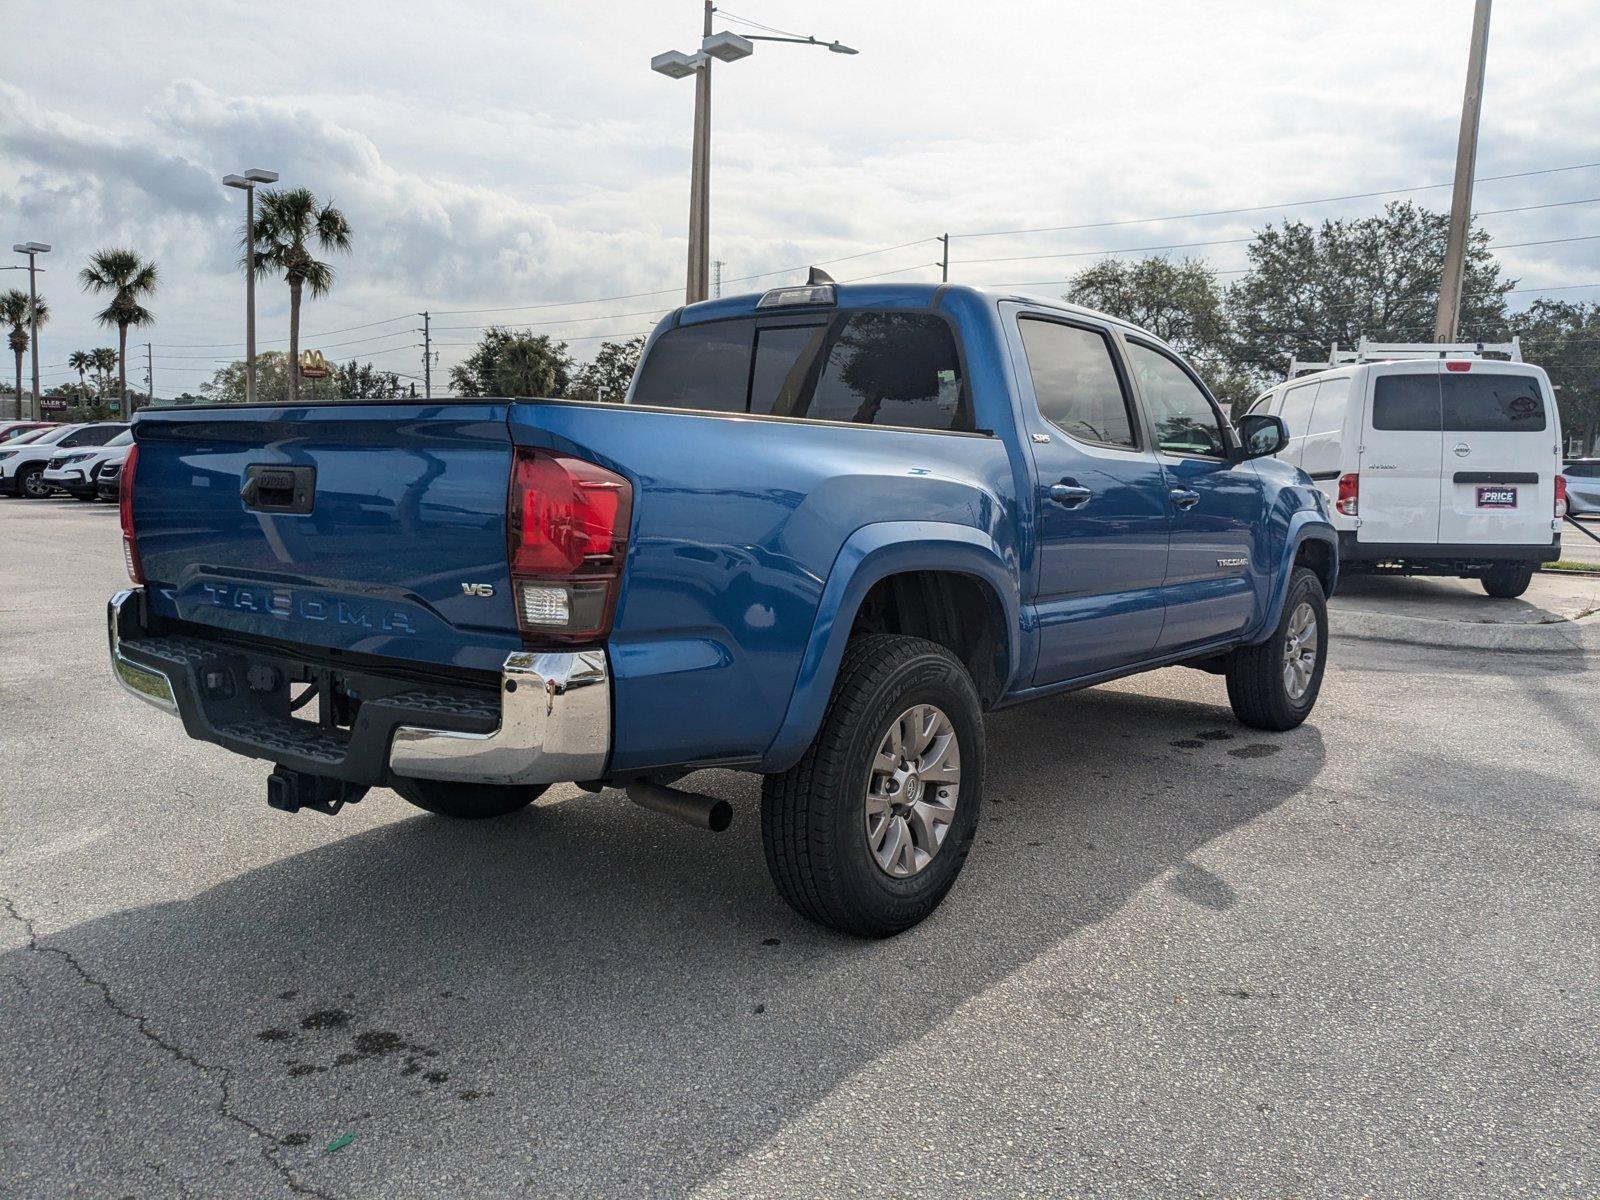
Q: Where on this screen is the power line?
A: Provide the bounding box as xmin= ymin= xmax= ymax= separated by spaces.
xmin=154 ymin=311 xmax=415 ymax=349
xmin=954 ymin=230 xmax=1600 ymax=271
xmin=950 ymin=161 xmax=1600 ymax=240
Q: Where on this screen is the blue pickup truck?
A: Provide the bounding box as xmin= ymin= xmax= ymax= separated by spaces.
xmin=109 ymin=281 xmax=1336 ymax=935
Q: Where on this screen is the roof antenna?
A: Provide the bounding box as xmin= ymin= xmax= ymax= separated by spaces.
xmin=807 ymin=266 xmax=837 ymax=285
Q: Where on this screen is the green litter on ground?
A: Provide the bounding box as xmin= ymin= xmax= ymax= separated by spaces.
xmin=326 ymin=1132 xmax=355 ymax=1154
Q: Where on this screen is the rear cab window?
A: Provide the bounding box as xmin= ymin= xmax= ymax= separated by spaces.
xmin=631 ymin=309 xmax=970 ymax=432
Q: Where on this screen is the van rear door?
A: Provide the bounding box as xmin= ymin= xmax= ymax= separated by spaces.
xmin=1357 ymin=362 xmax=1444 ymax=545
xmin=1434 ymin=365 xmax=1559 ymax=546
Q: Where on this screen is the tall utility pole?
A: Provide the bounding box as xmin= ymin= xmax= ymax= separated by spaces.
xmin=1434 ymin=0 xmax=1492 ymax=344
xmin=145 ymin=342 xmax=154 ymax=407
xmin=421 ymin=311 xmax=432 ymax=398
xmin=939 ymin=234 xmax=950 ymax=283
xmin=12 ymin=242 xmax=49 ymax=420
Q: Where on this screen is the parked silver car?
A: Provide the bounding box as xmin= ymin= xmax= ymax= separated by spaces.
xmin=1564 ymin=460 xmax=1600 ymax=517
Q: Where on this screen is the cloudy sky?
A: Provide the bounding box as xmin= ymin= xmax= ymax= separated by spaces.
xmin=3 ymin=0 xmax=1598 ymax=395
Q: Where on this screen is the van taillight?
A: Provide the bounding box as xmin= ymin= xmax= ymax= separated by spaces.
xmin=1556 ymin=474 xmax=1568 ymax=519
xmin=507 ymin=447 xmax=631 ymax=643
xmin=1336 ymin=472 xmax=1359 ymax=516
xmin=120 ymin=443 xmax=142 ymax=584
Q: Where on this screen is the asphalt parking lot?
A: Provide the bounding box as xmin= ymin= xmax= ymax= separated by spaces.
xmin=3 ymin=498 xmax=1597 ymax=1199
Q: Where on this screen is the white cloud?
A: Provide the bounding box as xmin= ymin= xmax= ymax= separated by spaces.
xmin=2 ymin=0 xmax=1597 ymax=393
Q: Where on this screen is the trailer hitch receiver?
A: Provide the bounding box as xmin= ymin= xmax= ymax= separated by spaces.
xmin=267 ymin=766 xmax=368 ymax=816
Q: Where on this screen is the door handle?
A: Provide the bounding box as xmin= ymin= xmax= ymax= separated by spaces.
xmin=1048 ymin=483 xmax=1093 ymax=508
xmin=1169 ymin=488 xmax=1200 ymax=510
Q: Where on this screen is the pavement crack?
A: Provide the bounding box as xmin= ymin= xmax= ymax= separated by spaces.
xmin=2 ymin=895 xmax=335 ymax=1200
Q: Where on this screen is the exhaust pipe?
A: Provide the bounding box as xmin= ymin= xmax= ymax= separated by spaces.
xmin=626 ymin=781 xmax=732 ymax=833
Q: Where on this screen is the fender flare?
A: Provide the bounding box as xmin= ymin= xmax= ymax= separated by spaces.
xmin=759 ymin=521 xmax=1021 ymax=773
xmin=1243 ymin=514 xmax=1339 ymax=644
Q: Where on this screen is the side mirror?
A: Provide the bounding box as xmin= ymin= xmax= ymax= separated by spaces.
xmin=1234 ymin=413 xmax=1288 ymax=461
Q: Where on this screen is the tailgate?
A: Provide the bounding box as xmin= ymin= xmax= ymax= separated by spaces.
xmin=133 ymin=403 xmax=521 ymax=673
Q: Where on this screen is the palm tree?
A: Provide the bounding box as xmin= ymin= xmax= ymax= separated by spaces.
xmin=68 ymin=349 xmax=93 ymax=394
xmin=91 ymin=348 xmax=119 ymax=397
xmin=248 ymin=188 xmax=353 ymax=402
xmin=2 ymin=289 xmax=49 ymax=417
xmin=80 ymin=249 xmax=159 ymax=416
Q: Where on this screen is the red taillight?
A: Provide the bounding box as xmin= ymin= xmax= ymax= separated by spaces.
xmin=507 ymin=447 xmax=631 ymax=643
xmin=120 ymin=443 xmax=143 ymax=583
xmin=1336 ymin=471 xmax=1359 ymax=517
xmin=1556 ymin=473 xmax=1568 ymax=519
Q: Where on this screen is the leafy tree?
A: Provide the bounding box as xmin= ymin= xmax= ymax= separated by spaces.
xmin=1 ymin=289 xmax=49 ymax=418
xmin=247 ymin=188 xmax=353 ymax=403
xmin=569 ymin=336 xmax=646 ymax=402
xmin=1509 ymin=299 xmax=1600 ymax=452
xmin=80 ymin=248 xmax=159 ymax=415
xmin=1065 ymin=256 xmax=1255 ymax=413
xmin=200 ymin=351 xmax=295 ymax=404
xmin=1226 ymin=201 xmax=1511 ymax=382
xmin=334 ymin=359 xmax=405 ymax=399
xmin=449 ymin=327 xmax=573 ymax=397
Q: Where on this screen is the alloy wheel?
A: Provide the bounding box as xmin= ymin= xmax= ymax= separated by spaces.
xmin=865 ymin=703 xmax=961 ymax=878
xmin=1282 ymin=600 xmax=1319 ymax=701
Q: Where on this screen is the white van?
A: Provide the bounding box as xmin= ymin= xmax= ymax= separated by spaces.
xmin=1249 ymin=340 xmax=1563 ymax=598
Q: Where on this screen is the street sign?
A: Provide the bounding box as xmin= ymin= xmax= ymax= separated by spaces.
xmin=299 ymin=350 xmax=330 ymax=380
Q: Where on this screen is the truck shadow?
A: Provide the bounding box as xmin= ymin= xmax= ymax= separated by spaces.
xmin=8 ymin=684 xmax=1327 ymax=1194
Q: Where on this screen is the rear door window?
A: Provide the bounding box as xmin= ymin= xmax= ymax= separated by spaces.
xmin=1017 ymin=318 xmax=1137 ymax=448
xmin=1442 ymin=373 xmax=1546 ymax=432
xmin=1371 ymin=375 xmax=1442 ymax=430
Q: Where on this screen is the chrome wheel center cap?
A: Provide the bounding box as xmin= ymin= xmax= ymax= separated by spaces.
xmin=904 ymin=771 xmax=922 ymax=803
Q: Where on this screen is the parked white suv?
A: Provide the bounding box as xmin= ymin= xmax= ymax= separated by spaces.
xmin=43 ymin=428 xmax=133 ymax=499
xmin=0 ymin=421 xmax=128 ymax=499
xmin=1249 ymin=340 xmax=1562 ymax=598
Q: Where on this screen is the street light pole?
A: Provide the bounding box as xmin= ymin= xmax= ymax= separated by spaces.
xmin=1434 ymin=0 xmax=1492 ymax=344
xmin=653 ymin=12 xmax=856 ymax=305
xmin=11 ymin=243 xmax=49 ymax=420
xmin=223 ymin=168 xmax=279 ymax=404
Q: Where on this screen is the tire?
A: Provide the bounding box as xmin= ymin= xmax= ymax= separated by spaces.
xmin=391 ymin=776 xmax=547 ymax=819
xmin=1225 ymin=567 xmax=1328 ymax=732
xmin=761 ymin=634 xmax=985 ymax=938
xmin=1481 ymin=564 xmax=1533 ymax=599
xmin=18 ymin=465 xmax=49 ymax=499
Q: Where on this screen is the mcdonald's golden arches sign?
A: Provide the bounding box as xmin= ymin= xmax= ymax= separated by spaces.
xmin=298 ymin=350 xmax=330 ymax=379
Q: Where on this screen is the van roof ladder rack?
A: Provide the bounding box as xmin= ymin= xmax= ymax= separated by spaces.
xmin=1285 ymin=336 xmax=1521 ymax=378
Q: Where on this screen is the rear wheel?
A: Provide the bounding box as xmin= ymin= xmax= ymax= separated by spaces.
xmin=761 ymin=634 xmax=984 ymax=938
xmin=391 ymin=777 xmax=546 ymax=819
xmin=1480 ymin=564 xmax=1533 ymax=599
xmin=1225 ymin=567 xmax=1328 ymax=731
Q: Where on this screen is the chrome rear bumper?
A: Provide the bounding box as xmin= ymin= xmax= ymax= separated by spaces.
xmin=107 ymin=588 xmax=610 ymax=787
